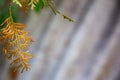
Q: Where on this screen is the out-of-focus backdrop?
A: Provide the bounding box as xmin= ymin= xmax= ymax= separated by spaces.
xmin=1 ymin=0 xmax=120 ymax=80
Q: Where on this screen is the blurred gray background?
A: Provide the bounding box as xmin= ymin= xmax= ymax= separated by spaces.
xmin=1 ymin=0 xmax=120 ymax=80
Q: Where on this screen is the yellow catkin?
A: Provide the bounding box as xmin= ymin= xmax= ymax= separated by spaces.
xmin=12 ymin=0 xmax=39 ymax=10
xmin=0 ymin=16 xmax=33 ymax=73
xmin=28 ymin=0 xmax=39 ymax=9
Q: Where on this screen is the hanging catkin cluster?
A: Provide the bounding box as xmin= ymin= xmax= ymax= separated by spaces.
xmin=0 ymin=0 xmax=73 ymax=74
xmin=0 ymin=15 xmax=33 ymax=73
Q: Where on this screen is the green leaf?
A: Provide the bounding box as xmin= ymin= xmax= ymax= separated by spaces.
xmin=0 ymin=0 xmax=5 ymax=7
xmin=11 ymin=4 xmax=19 ymax=22
xmin=34 ymin=0 xmax=44 ymax=13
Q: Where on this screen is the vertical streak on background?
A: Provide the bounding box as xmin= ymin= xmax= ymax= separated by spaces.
xmin=47 ymin=0 xmax=94 ymax=80
xmin=20 ymin=0 xmax=120 ymax=80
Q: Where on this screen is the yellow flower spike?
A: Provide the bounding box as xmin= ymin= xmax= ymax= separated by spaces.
xmin=14 ymin=23 xmax=26 ymax=29
xmin=13 ymin=0 xmax=22 ymax=7
xmin=28 ymin=0 xmax=39 ymax=10
xmin=3 ymin=49 xmax=7 ymax=55
xmin=0 ymin=15 xmax=33 ymax=73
